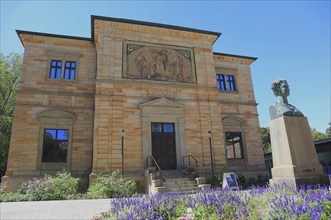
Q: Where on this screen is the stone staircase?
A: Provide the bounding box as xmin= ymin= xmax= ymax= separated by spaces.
xmin=162 ymin=177 xmax=199 ymax=194
xmin=145 ymin=169 xmax=210 ymax=194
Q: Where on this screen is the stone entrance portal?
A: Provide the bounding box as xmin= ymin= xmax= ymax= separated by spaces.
xmin=151 ymin=123 xmax=177 ymax=170
xmin=140 ymin=98 xmax=186 ymax=170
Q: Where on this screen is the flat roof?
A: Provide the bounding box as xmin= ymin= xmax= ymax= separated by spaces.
xmin=91 ymin=15 xmax=222 ymax=43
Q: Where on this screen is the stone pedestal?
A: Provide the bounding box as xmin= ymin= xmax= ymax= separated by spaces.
xmin=269 ymin=116 xmax=326 ymax=187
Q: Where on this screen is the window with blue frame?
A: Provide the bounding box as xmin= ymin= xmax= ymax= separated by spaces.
xmin=216 ymin=74 xmax=236 ymax=91
xmin=64 ymin=61 xmax=76 ymax=80
xmin=49 ymin=60 xmax=76 ymax=80
xmin=226 ymin=75 xmax=236 ymax=91
xmin=49 ymin=60 xmax=62 ymax=79
xmin=216 ymin=74 xmax=226 ymax=90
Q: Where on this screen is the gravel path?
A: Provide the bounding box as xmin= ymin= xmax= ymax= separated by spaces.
xmin=0 ymin=199 xmax=111 ymax=220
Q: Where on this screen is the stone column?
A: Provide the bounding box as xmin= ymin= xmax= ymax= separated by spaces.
xmin=269 ymin=116 xmax=326 ymax=187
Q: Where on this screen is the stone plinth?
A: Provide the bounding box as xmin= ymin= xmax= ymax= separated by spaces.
xmin=269 ymin=116 xmax=326 ymax=187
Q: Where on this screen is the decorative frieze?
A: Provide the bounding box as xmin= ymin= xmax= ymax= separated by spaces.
xmin=123 ymin=41 xmax=196 ymax=83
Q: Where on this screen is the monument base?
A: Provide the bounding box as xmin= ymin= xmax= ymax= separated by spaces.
xmin=269 ymin=116 xmax=326 ymax=187
xmin=269 ymin=176 xmax=329 ymax=188
xmin=271 ymin=164 xmax=324 ymax=179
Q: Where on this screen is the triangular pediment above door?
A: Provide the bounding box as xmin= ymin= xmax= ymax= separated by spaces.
xmin=139 ymin=98 xmax=185 ymax=109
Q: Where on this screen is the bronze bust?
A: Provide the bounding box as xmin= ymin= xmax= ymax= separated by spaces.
xmin=269 ymin=79 xmax=304 ymax=120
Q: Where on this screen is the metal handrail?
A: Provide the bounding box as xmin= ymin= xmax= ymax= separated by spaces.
xmin=146 ymin=155 xmax=163 ymax=180
xmin=183 ymin=155 xmax=198 ymax=174
xmin=182 ymin=155 xmax=208 ymax=177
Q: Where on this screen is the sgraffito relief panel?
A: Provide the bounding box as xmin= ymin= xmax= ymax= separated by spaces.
xmin=123 ymin=41 xmax=196 ymax=83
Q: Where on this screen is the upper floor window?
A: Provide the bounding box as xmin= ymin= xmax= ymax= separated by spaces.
xmin=64 ymin=61 xmax=76 ymax=80
xmin=225 ymin=132 xmax=244 ymax=159
xmin=216 ymin=74 xmax=236 ymax=91
xmin=49 ymin=60 xmax=62 ymax=79
xmin=226 ymin=75 xmax=236 ymax=91
xmin=49 ymin=59 xmax=76 ymax=80
xmin=216 ymin=74 xmax=226 ymax=90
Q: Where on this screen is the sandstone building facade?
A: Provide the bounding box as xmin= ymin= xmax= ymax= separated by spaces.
xmin=3 ymin=16 xmax=266 ymax=191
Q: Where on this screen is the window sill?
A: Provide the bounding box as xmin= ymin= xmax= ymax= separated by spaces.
xmin=40 ymin=162 xmax=68 ymax=171
xmin=44 ymin=78 xmax=78 ymax=83
xmin=219 ymin=90 xmax=239 ymax=94
xmin=226 ymin=158 xmax=246 ymax=168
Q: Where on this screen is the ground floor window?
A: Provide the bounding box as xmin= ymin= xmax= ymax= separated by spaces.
xmin=225 ymin=132 xmax=244 ymax=159
xmin=42 ymin=129 xmax=69 ymax=162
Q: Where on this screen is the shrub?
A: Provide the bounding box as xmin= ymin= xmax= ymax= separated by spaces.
xmin=0 ymin=192 xmax=29 ymax=202
xmin=206 ymin=173 xmax=222 ymax=188
xmin=18 ymin=170 xmax=79 ymax=201
xmin=0 ymin=184 xmax=5 ymax=194
xmin=87 ymin=170 xmax=136 ymax=199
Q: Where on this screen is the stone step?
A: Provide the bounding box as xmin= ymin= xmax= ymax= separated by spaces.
xmin=163 ymin=183 xmax=197 ymax=188
xmin=163 ymin=180 xmax=196 ymax=184
xmin=148 ymin=170 xmax=207 ymax=194
xmin=161 ymin=173 xmax=185 ymax=178
xmin=164 ymin=179 xmax=194 ymax=183
xmin=167 ymin=186 xmax=199 ymax=192
xmin=163 ymin=177 xmax=192 ymax=182
xmin=161 ymin=176 xmax=200 ymax=193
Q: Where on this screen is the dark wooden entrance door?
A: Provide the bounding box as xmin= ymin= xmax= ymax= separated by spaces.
xmin=151 ymin=123 xmax=177 ymax=170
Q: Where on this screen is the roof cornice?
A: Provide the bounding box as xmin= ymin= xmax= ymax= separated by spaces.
xmin=16 ymin=30 xmax=92 ymax=47
xmin=213 ymin=52 xmax=258 ymax=61
xmin=91 ymin=15 xmax=221 ymax=44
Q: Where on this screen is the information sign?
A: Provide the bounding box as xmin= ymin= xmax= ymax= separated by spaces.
xmin=222 ymin=172 xmax=239 ymax=190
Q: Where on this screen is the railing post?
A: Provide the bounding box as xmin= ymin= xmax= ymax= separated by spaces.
xmin=121 ymin=129 xmax=125 ymax=177
xmin=208 ymin=131 xmax=214 ymax=173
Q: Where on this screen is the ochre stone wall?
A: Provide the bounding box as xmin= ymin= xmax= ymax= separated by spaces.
xmin=3 ymin=17 xmax=266 ymax=192
xmin=4 ymin=36 xmax=96 ymax=191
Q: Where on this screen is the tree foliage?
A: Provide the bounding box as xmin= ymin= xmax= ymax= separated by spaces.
xmin=0 ymin=53 xmax=22 ymax=177
xmin=325 ymin=122 xmax=331 ymax=138
xmin=260 ymin=123 xmax=330 ymax=154
xmin=311 ymin=128 xmax=327 ymax=141
xmin=260 ymin=127 xmax=271 ymax=153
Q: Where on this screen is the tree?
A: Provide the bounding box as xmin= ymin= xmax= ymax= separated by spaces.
xmin=0 ymin=53 xmax=22 ymax=177
xmin=260 ymin=127 xmax=271 ymax=153
xmin=311 ymin=128 xmax=327 ymax=141
xmin=325 ymin=122 xmax=331 ymax=138
xmin=260 ymin=123 xmax=330 ymax=155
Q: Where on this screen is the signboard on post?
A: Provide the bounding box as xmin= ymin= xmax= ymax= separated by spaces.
xmin=222 ymin=172 xmax=239 ymax=190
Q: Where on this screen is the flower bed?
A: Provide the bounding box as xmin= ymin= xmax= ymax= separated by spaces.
xmin=99 ymin=185 xmax=331 ymax=220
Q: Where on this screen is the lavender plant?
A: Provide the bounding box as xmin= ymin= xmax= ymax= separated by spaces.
xmin=101 ymin=184 xmax=331 ymax=220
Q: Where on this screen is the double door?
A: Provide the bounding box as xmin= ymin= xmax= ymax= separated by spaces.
xmin=151 ymin=123 xmax=177 ymax=170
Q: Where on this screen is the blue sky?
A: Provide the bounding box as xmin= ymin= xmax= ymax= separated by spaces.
xmin=1 ymin=1 xmax=330 ymax=132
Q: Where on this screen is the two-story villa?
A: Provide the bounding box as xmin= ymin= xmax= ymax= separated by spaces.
xmin=3 ymin=15 xmax=266 ymax=192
